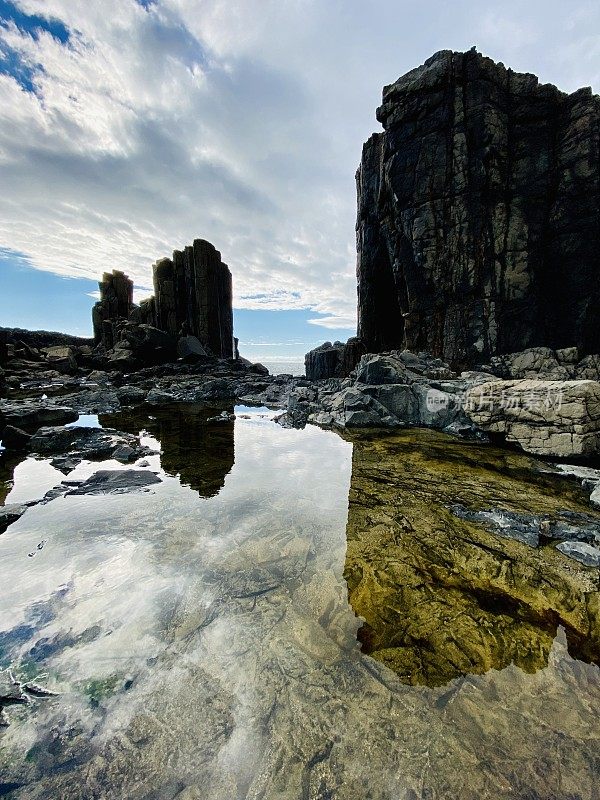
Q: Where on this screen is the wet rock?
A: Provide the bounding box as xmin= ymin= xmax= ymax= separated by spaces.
xmin=0 ymin=402 xmax=78 ymax=432
xmin=66 ymin=469 xmax=162 ymax=495
xmin=56 ymin=389 xmax=120 ymax=414
xmin=146 ymin=388 xmax=179 ymax=405
xmin=115 ymin=385 xmax=147 ymax=405
xmin=0 ymin=504 xmax=29 ymax=534
xmin=450 ymin=505 xmax=541 ymax=547
xmin=556 ymin=541 xmax=600 ymax=567
xmin=29 ymin=425 xmax=152 ymax=466
xmin=1 ymin=425 xmax=31 ymax=450
xmin=449 ymin=506 xmax=600 ymax=552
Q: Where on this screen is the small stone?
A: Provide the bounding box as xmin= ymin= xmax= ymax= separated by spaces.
xmin=556 ymin=541 xmax=600 ymax=567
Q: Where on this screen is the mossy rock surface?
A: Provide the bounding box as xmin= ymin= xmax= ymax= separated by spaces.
xmin=343 ymin=428 xmax=600 ymax=686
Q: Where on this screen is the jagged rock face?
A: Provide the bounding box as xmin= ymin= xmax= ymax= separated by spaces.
xmin=92 ymin=271 xmax=133 ymax=346
xmin=304 ymin=337 xmax=366 ymax=380
xmin=356 ymin=49 xmax=600 ymax=368
xmin=153 ymin=239 xmax=233 ymax=359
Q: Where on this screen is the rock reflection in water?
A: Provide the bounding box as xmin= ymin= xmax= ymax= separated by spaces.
xmin=0 ymin=415 xmax=599 ymax=798
xmin=344 ymin=427 xmax=600 ymax=686
xmin=100 ymin=403 xmax=235 ymax=498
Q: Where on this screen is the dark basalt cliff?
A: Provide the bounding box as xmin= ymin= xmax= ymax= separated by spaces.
xmin=356 ymin=48 xmax=600 ymax=368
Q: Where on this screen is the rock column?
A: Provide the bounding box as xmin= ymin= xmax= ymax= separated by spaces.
xmin=153 ymin=239 xmax=233 ymax=358
xmin=356 ymin=49 xmax=600 ymax=369
xmin=92 ymin=270 xmax=134 ymax=346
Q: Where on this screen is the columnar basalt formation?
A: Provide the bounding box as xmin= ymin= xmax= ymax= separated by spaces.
xmin=91 ymin=239 xmax=234 ymax=360
xmin=92 ymin=271 xmax=133 ymax=347
xmin=152 ymin=239 xmax=233 ymax=358
xmin=356 ymin=48 xmax=600 ymax=369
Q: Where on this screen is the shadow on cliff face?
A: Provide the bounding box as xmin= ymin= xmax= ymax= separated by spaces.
xmin=343 ymin=427 xmax=600 ymax=687
xmin=100 ymin=403 xmax=235 ymax=499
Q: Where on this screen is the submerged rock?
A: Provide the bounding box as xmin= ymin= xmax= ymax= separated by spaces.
xmin=556 ymin=541 xmax=600 ymax=567
xmin=0 ymin=669 xmax=56 ymax=727
xmin=344 ymin=428 xmax=600 ymax=686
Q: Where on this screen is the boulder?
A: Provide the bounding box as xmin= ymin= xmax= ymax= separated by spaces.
xmin=177 ymin=335 xmax=209 ymax=362
xmin=466 ymin=380 xmax=600 ymax=457
xmin=0 ymin=425 xmax=31 ymax=450
xmin=355 ymin=351 xmax=456 ymax=385
xmin=487 ymin=348 xmax=572 ymax=381
xmin=304 ymin=338 xmax=366 ymax=380
xmin=42 ymin=345 xmax=78 ymax=374
xmin=0 ymin=402 xmax=78 ymax=432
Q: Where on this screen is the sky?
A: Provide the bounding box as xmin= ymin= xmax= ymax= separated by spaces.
xmin=0 ymin=1 xmax=599 ymax=360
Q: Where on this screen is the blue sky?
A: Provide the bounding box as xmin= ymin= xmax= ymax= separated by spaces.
xmin=0 ymin=0 xmax=599 ymax=356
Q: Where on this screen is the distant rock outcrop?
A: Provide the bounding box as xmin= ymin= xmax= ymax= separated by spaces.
xmin=305 ymin=338 xmax=366 ymax=381
xmin=91 ymin=238 xmax=234 ymax=360
xmin=92 ymin=271 xmax=133 ymax=347
xmin=152 ymin=239 xmax=233 ymax=359
xmin=356 ymin=48 xmax=600 ymax=369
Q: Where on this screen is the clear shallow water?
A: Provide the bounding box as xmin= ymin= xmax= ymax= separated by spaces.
xmin=0 ymin=409 xmax=598 ymax=799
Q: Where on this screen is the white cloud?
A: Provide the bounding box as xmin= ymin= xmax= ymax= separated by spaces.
xmin=0 ymin=0 xmax=598 ymax=332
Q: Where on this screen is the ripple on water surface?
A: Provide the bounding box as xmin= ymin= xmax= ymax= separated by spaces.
xmin=0 ymin=406 xmax=598 ymax=799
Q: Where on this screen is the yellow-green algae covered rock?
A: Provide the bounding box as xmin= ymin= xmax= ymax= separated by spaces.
xmin=343 ymin=427 xmax=600 ymax=686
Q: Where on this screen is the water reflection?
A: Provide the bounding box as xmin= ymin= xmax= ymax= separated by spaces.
xmin=344 ymin=428 xmax=600 ymax=686
xmin=0 ymin=412 xmax=598 ymax=798
xmin=100 ymin=403 xmax=235 ymax=499
xmin=0 ymin=452 xmax=20 ymax=506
